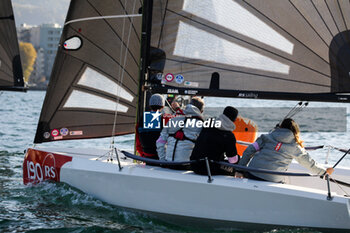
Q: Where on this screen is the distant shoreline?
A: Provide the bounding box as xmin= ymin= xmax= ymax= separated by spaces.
xmin=28 ymin=87 xmax=47 ymax=91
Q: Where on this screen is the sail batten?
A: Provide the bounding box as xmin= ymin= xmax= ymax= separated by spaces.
xmin=0 ymin=0 xmax=25 ymax=91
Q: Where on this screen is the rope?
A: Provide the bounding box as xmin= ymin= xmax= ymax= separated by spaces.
xmin=64 ymin=14 xmax=141 ymax=26
xmin=278 ymin=101 xmax=308 ymax=126
xmin=164 ymin=97 xmax=176 ymax=113
xmin=109 ymin=0 xmax=138 ymax=159
xmin=329 ymin=175 xmax=350 ymax=196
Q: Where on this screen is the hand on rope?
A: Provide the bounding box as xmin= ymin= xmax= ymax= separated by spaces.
xmin=326 ymin=167 xmax=334 ymax=176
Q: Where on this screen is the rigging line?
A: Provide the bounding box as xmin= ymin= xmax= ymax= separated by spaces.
xmin=117 ymin=0 xmax=142 ymax=43
xmin=164 ymin=97 xmax=176 ymax=113
xmin=285 ymin=102 xmax=308 ymax=119
xmin=67 ymin=27 xmax=140 ymax=87
xmin=289 ymin=0 xmax=349 ymax=74
xmin=337 ymin=0 xmax=348 ymax=30
xmin=242 ymin=0 xmax=330 ymax=67
xmin=288 ymin=0 xmax=329 ymax=49
xmin=311 ymin=0 xmax=335 ymax=38
xmin=74 ymin=3 xmax=141 ymax=71
xmin=329 ymin=175 xmax=350 ymax=196
xmin=325 ymin=1 xmax=346 ymax=59
xmin=110 ymin=0 xmax=128 ymax=151
xmin=64 ymin=51 xmax=138 ymax=95
xmin=157 ymin=0 xmax=170 ymax=48
xmin=281 ymin=102 xmax=302 ymax=122
xmin=166 ymin=58 xmax=331 ymax=88
xmin=87 ymin=0 xmax=141 ymax=47
xmin=111 ymin=0 xmax=138 ymax=150
xmin=64 ymin=14 xmax=141 ymax=26
xmin=324 ymin=0 xmax=342 ymax=34
xmin=169 ymin=10 xmax=331 ymax=78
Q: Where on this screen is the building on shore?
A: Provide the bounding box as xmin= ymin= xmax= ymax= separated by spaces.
xmin=17 ymin=23 xmax=62 ymax=86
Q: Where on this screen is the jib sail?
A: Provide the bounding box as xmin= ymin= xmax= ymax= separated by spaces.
xmin=34 ymin=0 xmax=142 ymax=143
xmin=0 ymin=0 xmax=25 ymax=91
xmin=149 ymin=0 xmax=350 ymax=102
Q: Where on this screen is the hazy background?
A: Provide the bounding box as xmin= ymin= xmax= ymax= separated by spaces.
xmin=12 ymin=0 xmax=70 ymax=26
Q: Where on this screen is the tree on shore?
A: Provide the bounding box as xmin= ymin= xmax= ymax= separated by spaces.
xmin=19 ymin=42 xmax=37 ymax=83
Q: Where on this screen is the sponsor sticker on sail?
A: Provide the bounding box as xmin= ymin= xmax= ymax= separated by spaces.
xmin=184 ymin=81 xmax=199 ymax=87
xmin=51 ymin=129 xmax=59 ymax=137
xmin=60 ymin=128 xmax=69 ymax=136
xmin=165 ymin=73 xmax=174 ymax=82
xmin=70 ymin=130 xmax=83 ymax=136
xmin=175 ymin=74 xmax=184 ymax=84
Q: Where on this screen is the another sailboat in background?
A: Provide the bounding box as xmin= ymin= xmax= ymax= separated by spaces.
xmin=24 ymin=0 xmax=350 ymax=231
xmin=0 ymin=0 xmax=25 ymax=92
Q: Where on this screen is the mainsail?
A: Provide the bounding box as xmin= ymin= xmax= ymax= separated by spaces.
xmin=149 ymin=0 xmax=350 ymax=102
xmin=0 ymin=0 xmax=25 ymax=91
xmin=35 ymin=0 xmax=350 ymax=143
xmin=34 ymin=0 xmax=142 ymax=143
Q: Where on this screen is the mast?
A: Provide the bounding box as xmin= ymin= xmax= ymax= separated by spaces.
xmin=135 ymin=0 xmax=153 ymax=149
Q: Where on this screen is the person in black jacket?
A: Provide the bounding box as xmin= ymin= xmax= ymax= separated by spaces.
xmin=136 ymin=94 xmax=165 ymax=160
xmin=190 ymin=106 xmax=240 ymax=175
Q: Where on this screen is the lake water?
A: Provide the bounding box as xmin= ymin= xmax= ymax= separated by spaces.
xmin=1 ymin=91 xmax=349 ymax=232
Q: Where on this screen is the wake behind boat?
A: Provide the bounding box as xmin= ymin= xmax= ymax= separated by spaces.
xmin=24 ymin=0 xmax=350 ymax=231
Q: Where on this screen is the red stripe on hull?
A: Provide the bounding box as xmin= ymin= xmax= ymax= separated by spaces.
xmin=23 ymin=148 xmax=72 ymax=185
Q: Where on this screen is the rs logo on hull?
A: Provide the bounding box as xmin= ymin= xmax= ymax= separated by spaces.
xmin=26 ymin=154 xmax=56 ymax=181
xmin=23 ymin=149 xmax=72 ymax=184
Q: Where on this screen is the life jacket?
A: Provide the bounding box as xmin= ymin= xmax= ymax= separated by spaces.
xmin=169 ymin=116 xmax=203 ymax=161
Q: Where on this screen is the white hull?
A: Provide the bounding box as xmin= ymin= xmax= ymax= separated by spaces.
xmin=24 ymin=147 xmax=350 ymax=231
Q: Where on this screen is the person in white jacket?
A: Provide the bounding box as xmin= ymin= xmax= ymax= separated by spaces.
xmin=235 ymin=118 xmax=334 ymax=183
xmin=156 ymin=97 xmax=204 ymax=162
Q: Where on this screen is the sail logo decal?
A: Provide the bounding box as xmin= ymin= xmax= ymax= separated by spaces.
xmin=274 ymin=142 xmax=283 ymax=151
xmin=51 ymin=129 xmax=59 ymax=137
xmin=60 ymin=128 xmax=69 ymax=136
xmin=70 ymin=130 xmax=83 ymax=136
xmin=63 ymin=36 xmax=82 ymax=50
xmin=143 ymin=111 xmax=161 ymax=129
xmin=175 ymin=75 xmax=184 ymax=84
xmin=165 ymin=73 xmax=174 ymax=82
xmin=23 ymin=149 xmax=72 ymax=184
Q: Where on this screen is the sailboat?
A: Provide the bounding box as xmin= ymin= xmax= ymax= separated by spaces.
xmin=24 ymin=0 xmax=350 ymax=231
xmin=0 ymin=0 xmax=25 ymax=92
